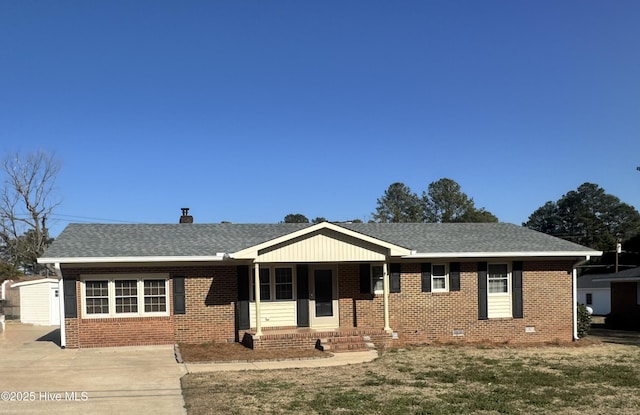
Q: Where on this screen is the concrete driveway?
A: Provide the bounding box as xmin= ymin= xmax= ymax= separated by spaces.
xmin=0 ymin=323 xmax=186 ymax=415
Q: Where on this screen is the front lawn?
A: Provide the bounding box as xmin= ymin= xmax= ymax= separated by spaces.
xmin=181 ymin=342 xmax=640 ymax=414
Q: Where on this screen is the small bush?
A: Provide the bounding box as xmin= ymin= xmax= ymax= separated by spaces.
xmin=577 ymin=303 xmax=591 ymax=338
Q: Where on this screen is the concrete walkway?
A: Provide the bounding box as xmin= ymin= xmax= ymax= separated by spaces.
xmin=0 ymin=322 xmax=186 ymax=415
xmin=184 ymin=350 xmax=379 ymax=373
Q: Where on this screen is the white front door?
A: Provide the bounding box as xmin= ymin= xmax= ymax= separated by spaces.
xmin=309 ymin=267 xmax=339 ymax=329
xmin=50 ymin=287 xmax=60 ymax=326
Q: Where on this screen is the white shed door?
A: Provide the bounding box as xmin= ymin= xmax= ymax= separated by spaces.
xmin=50 ymin=288 xmax=60 ymax=326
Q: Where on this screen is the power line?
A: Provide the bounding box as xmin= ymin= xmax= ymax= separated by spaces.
xmin=47 ymin=214 xmax=140 ymax=224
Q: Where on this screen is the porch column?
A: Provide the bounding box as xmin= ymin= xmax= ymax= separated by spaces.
xmin=254 ymin=262 xmax=262 ymax=337
xmin=383 ymin=262 xmax=391 ymax=332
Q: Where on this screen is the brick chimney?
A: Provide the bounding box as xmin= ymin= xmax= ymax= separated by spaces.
xmin=179 ymin=208 xmax=193 ymax=224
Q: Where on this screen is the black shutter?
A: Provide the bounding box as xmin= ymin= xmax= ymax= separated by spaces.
xmin=449 ymin=262 xmax=461 ymax=292
xmin=359 ymin=263 xmax=371 ymax=294
xmin=63 ymin=278 xmax=77 ymax=318
xmin=421 ymin=263 xmax=432 ymax=292
xmin=296 ymin=265 xmax=309 ymax=327
xmin=512 ymin=261 xmax=523 ymax=319
xmin=237 ymin=265 xmax=250 ymax=330
xmin=389 ymin=263 xmax=401 ymax=293
xmin=478 ymin=262 xmax=488 ymax=320
xmin=173 ymin=277 xmax=185 ymax=315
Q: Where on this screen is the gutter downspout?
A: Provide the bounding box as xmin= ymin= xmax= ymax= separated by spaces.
xmin=572 ymin=256 xmax=590 ymax=340
xmin=54 ymin=263 xmax=66 ymax=348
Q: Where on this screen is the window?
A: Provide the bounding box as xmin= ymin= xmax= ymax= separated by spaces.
xmin=115 ymin=280 xmax=138 ymax=313
xmin=372 ymin=265 xmax=384 ymax=293
xmin=486 ymin=263 xmax=511 ymax=319
xmin=432 ymin=264 xmax=448 ymax=292
xmin=488 ymin=264 xmax=509 ymax=293
xmin=85 ymin=280 xmax=109 ymax=315
xmin=82 ymin=275 xmax=169 ymax=318
xmin=586 ymin=293 xmax=593 ymax=306
xmin=144 ymin=280 xmax=166 ymax=312
xmin=251 ymin=266 xmax=295 ymax=301
xmin=275 ymin=268 xmax=293 ymax=300
xmin=260 ymin=268 xmax=271 ymax=301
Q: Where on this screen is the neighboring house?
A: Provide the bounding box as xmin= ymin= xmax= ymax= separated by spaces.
xmin=592 ymin=267 xmax=640 ymax=325
xmin=577 ymin=274 xmax=612 ymax=315
xmin=37 ymin=212 xmax=601 ymax=349
xmin=11 ymin=278 xmax=60 ymax=326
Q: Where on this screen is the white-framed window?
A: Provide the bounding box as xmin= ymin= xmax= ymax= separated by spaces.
xmin=81 ymin=274 xmax=169 ymax=318
xmin=487 ymin=263 xmax=511 ymax=318
xmin=372 ymin=265 xmax=384 ymax=294
xmin=251 ymin=266 xmax=295 ymax=301
xmin=488 ymin=263 xmax=509 ymax=293
xmin=432 ymin=264 xmax=448 ymax=292
xmin=85 ymin=280 xmax=109 ymax=315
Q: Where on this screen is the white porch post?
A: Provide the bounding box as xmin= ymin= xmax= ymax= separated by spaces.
xmin=254 ymin=262 xmax=262 ymax=337
xmin=383 ymin=262 xmax=391 ymax=332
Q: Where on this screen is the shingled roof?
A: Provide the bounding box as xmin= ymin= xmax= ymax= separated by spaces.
xmin=39 ymin=222 xmax=600 ymax=263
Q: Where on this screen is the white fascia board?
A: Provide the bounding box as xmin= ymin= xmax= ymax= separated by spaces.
xmin=37 ymin=255 xmax=227 ymax=265
xmin=11 ymin=278 xmax=59 ymax=288
xmin=403 ymin=251 xmax=602 ymax=259
xmin=231 ymin=222 xmax=411 ymax=259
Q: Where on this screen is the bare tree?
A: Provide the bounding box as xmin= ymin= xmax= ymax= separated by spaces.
xmin=0 ymin=150 xmax=61 ymax=274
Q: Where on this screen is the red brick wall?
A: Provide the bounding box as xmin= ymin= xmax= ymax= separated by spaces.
xmin=173 ymin=266 xmax=237 ymax=344
xmin=59 ymin=260 xmax=575 ymax=348
xmin=338 ymin=261 xmax=575 ymax=345
xmin=60 ymin=265 xmax=238 ymax=348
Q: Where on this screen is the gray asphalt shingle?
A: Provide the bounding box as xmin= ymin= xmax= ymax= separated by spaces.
xmin=40 ymin=222 xmax=597 ymax=260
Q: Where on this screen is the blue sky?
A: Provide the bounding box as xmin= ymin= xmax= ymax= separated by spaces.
xmin=1 ymin=1 xmax=639 ymax=237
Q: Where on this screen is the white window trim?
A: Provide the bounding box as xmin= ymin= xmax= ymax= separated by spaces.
xmin=487 ymin=263 xmax=511 ymax=296
xmin=431 ymin=263 xmax=449 ymax=293
xmin=81 ymin=274 xmax=170 ymax=318
xmin=250 ymin=265 xmax=296 ymax=302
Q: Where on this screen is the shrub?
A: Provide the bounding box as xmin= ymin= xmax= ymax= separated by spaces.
xmin=577 ymin=303 xmax=591 ymax=338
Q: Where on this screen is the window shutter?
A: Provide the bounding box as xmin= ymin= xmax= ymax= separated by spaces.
xmin=237 ymin=265 xmax=250 ymax=330
xmin=63 ymin=278 xmax=77 ymax=318
xmin=296 ymin=265 xmax=309 ymax=327
xmin=173 ymin=277 xmax=186 ymax=315
xmin=449 ymin=262 xmax=461 ymax=292
xmin=421 ymin=263 xmax=432 ymax=292
xmin=512 ymin=261 xmax=523 ymax=319
xmin=359 ymin=263 xmax=371 ymax=294
xmin=477 ymin=262 xmax=488 ymax=320
xmin=390 ymin=263 xmax=401 ymax=293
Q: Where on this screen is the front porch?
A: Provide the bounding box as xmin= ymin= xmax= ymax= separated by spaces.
xmin=240 ymin=327 xmax=394 ymax=352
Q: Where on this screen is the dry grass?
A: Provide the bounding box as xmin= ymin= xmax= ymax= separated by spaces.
xmin=181 ymin=341 xmax=640 ymax=414
xmin=179 ymin=341 xmax=328 ymax=362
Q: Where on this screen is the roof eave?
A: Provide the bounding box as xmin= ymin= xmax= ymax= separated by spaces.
xmin=403 ymin=250 xmax=602 ymax=259
xmin=37 ymin=255 xmax=228 ymax=265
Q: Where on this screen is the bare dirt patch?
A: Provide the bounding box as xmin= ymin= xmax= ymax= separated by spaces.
xmin=182 ymin=342 xmax=640 ymax=414
xmin=178 ymin=342 xmax=328 ymax=362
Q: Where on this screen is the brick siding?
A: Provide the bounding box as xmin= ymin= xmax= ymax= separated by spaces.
xmin=60 ymin=260 xmax=575 ymax=348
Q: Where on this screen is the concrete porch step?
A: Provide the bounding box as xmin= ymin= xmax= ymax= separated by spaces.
xmin=316 ymin=335 xmax=376 ymax=353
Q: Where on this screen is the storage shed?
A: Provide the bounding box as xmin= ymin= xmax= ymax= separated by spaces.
xmin=11 ymin=278 xmax=60 ymax=326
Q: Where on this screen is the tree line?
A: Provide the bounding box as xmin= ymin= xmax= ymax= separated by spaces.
xmin=1 ymin=150 xmax=639 ymax=280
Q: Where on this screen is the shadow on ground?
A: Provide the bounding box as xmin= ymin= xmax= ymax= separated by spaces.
xmin=36 ymin=328 xmax=61 ymax=347
xmin=588 ymin=326 xmax=640 ymax=347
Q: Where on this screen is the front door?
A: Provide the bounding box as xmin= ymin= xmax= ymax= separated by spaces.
xmin=310 ymin=267 xmax=339 ymax=328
